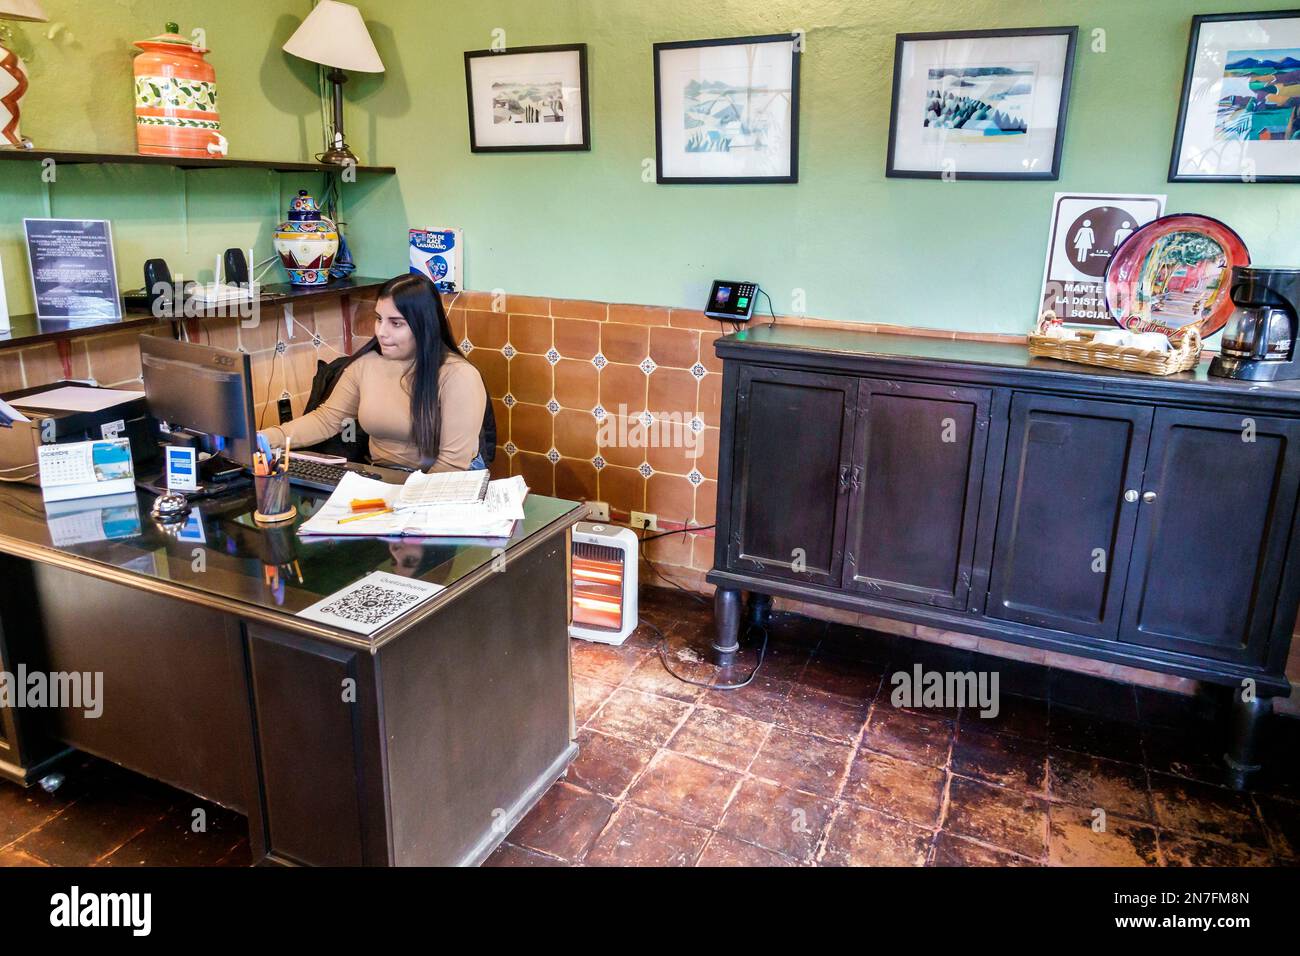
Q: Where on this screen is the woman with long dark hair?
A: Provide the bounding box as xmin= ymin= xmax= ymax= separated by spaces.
xmin=261 ymin=273 xmax=487 ymax=472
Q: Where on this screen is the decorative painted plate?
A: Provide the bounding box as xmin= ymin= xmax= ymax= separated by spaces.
xmin=1103 ymin=214 xmax=1250 ymax=338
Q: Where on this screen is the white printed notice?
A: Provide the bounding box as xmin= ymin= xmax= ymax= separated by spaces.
xmin=296 ymin=571 xmax=445 ymax=635
xmin=23 ymin=218 xmax=122 ymax=321
xmin=1037 ymin=193 xmax=1165 ymax=328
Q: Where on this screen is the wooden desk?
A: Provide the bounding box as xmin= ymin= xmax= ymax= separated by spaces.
xmin=0 ymin=477 xmax=584 ymax=865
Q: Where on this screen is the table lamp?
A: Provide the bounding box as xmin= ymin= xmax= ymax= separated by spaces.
xmin=0 ymin=0 xmax=48 ymax=149
xmin=282 ymin=0 xmax=384 ymax=166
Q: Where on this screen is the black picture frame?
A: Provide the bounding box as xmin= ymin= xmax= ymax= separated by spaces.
xmin=1169 ymin=10 xmax=1300 ymax=183
xmin=885 ymin=26 xmax=1078 ymax=182
xmin=653 ymin=33 xmax=802 ymax=185
xmin=464 ymin=43 xmax=591 ymax=153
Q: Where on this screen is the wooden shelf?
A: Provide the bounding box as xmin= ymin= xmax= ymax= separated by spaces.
xmin=0 ymin=148 xmax=395 ymax=175
xmin=0 ymin=276 xmax=389 ymax=352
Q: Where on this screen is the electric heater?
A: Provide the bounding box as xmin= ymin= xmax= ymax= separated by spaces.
xmin=570 ymin=522 xmax=639 ymax=644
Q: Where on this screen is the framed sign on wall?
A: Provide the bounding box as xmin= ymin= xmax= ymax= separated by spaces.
xmin=1170 ymin=10 xmax=1300 ymax=183
xmin=886 ymin=26 xmax=1078 ymax=181
xmin=464 ymin=43 xmax=590 ymax=152
xmin=653 ymin=33 xmax=801 ymax=184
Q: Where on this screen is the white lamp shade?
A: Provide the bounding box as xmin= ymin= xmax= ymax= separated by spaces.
xmin=283 ymin=0 xmax=384 ymax=73
xmin=0 ymin=0 xmax=49 ymax=22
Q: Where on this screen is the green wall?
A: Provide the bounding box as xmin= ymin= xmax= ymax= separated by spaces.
xmin=4 ymin=0 xmax=1299 ymax=333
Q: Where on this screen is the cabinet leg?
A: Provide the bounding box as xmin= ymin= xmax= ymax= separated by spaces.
xmin=1223 ymin=691 xmax=1272 ymax=791
xmin=746 ymin=592 xmax=773 ymax=629
xmin=711 ymin=587 xmax=743 ymax=665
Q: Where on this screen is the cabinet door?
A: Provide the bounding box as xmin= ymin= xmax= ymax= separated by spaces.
xmin=725 ymin=366 xmax=857 ymax=586
xmin=986 ymin=394 xmax=1153 ymax=639
xmin=1118 ymin=408 xmax=1300 ymax=664
xmin=843 ymin=380 xmax=991 ymax=609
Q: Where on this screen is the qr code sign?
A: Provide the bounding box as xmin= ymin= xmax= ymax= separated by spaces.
xmin=319 ymin=583 xmax=422 ymax=626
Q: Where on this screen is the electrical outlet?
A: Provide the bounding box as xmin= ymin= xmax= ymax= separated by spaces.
xmin=587 ymin=500 xmax=610 ymax=521
xmin=630 ymin=511 xmax=659 ymax=532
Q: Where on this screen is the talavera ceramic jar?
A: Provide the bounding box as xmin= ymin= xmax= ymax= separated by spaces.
xmin=133 ymin=22 xmax=227 ymax=158
xmin=274 ymin=190 xmax=340 ymax=286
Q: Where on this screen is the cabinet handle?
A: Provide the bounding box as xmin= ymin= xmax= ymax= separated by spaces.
xmin=838 ymin=465 xmax=850 ymax=493
xmin=850 ymin=465 xmax=862 ymax=493
xmin=1124 ymin=489 xmax=1139 ymax=503
xmin=1142 ymin=490 xmax=1157 ymax=503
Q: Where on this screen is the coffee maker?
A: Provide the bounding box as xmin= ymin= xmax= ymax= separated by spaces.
xmin=1210 ymin=266 xmax=1300 ymax=382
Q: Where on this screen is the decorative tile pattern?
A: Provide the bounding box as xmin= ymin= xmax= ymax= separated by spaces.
xmin=547 ymin=448 xmax=561 ymax=464
xmin=546 ymin=347 xmax=561 ymax=366
xmin=639 ymin=462 xmax=654 ymax=478
xmin=547 ymin=398 xmax=561 ymax=415
xmin=591 ymin=352 xmax=608 ymax=370
xmin=504 ymin=441 xmax=517 ymax=456
xmin=275 ymin=341 xmax=287 ymax=355
xmin=687 ymin=469 xmax=704 ymax=486
xmin=592 ymin=404 xmax=608 ymax=421
xmin=689 ymin=416 xmax=704 ymax=433
xmin=592 ymin=455 xmax=606 ymax=470
xmin=503 ymin=393 xmax=516 ymax=407
xmin=311 ymin=333 xmax=322 ymax=348
xmin=690 ymin=362 xmax=707 ymax=380
xmin=460 ymin=338 xmax=473 ymax=355
xmin=640 ymin=357 xmax=658 ymax=376
xmin=640 ymin=410 xmax=654 ymax=427
xmin=503 ymin=343 xmax=516 ymax=359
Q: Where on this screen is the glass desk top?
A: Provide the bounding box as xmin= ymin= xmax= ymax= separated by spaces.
xmin=0 ymin=477 xmax=584 ymax=639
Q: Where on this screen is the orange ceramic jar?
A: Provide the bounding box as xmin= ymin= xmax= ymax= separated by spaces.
xmin=132 ymin=22 xmax=226 ymax=158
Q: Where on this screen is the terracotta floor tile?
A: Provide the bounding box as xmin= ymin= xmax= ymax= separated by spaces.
xmin=1255 ymin=795 xmax=1300 ymax=861
xmin=588 ymin=687 xmax=692 ymax=747
xmin=819 ymin=802 xmax=932 ymax=866
xmin=697 ymin=832 xmax=798 ymax=867
xmin=622 ymin=654 xmax=706 ymax=702
xmin=483 ymin=843 xmax=569 ymax=867
xmin=953 ymin=725 xmax=1048 ymax=793
xmin=749 ymin=727 xmax=854 ymax=798
xmin=965 ymin=693 xmax=1050 ymax=743
xmin=1140 ymin=724 xmax=1226 ymax=786
xmin=1047 ymin=749 xmax=1153 ymax=822
xmin=14 ymin=778 xmax=173 ymax=867
xmin=570 ymin=638 xmax=647 ymax=685
xmin=585 ymin=804 xmax=710 ymax=867
xmin=1049 ymin=705 xmax=1144 ymax=765
xmin=573 ymin=677 xmax=617 ymax=726
xmin=717 ymin=778 xmax=833 ymax=862
xmin=969 ymin=653 xmax=1051 ymax=700
xmin=861 ymin=707 xmax=954 ymax=768
xmin=568 ymin=730 xmax=655 ymax=799
xmin=0 ymin=847 xmax=49 ymax=867
xmin=506 ymin=782 xmax=615 ymax=862
xmin=943 ymin=775 xmax=1049 ymax=861
xmin=842 ymin=749 xmax=947 ymax=828
xmin=96 ymin=802 xmax=248 ymax=867
xmin=798 ymin=655 xmax=885 ymax=700
xmin=665 ymin=705 xmax=771 ymax=772
xmin=820 ymin=623 xmax=894 ymax=663
xmin=1159 ymin=831 xmax=1273 ymax=866
xmin=777 ymin=685 xmax=871 ymax=744
xmin=930 ymin=831 xmax=1034 ymax=867
xmin=1149 ymin=773 xmax=1268 ymax=848
xmin=748 ymin=640 xmax=813 ymax=684
xmin=1047 ymin=803 xmax=1159 ymax=866
xmin=627 ymin=750 xmax=742 ymax=827
xmin=702 ymin=675 xmax=792 ymax=723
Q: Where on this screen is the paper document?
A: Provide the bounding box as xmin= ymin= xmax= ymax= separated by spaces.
xmin=297 ymin=571 xmax=445 ymax=635
xmin=13 ymin=385 xmax=144 ymax=413
xmin=395 ymin=468 xmax=490 ymax=507
xmin=296 ymin=471 xmax=528 ymax=538
xmin=0 ymin=397 xmax=30 ymax=424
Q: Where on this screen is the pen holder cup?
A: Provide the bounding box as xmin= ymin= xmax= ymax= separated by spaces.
xmin=253 ymin=472 xmax=297 ymax=524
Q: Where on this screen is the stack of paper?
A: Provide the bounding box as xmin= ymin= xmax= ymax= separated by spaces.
xmin=296 ymin=470 xmax=528 ymax=538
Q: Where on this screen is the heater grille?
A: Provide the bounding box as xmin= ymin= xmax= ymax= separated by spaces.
xmin=572 ymin=540 xmax=627 ymax=633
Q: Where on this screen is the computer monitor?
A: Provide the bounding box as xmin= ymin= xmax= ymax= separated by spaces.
xmin=140 ymin=335 xmax=256 ymax=469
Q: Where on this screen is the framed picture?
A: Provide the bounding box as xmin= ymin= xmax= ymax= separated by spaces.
xmin=886 ymin=27 xmax=1078 ymax=181
xmin=653 ymin=34 xmax=801 ymax=184
xmin=1169 ymin=10 xmax=1300 ymax=183
xmin=464 ymin=43 xmax=590 ymax=152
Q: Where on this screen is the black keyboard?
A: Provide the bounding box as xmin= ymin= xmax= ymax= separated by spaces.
xmin=286 ymin=459 xmax=384 ymax=492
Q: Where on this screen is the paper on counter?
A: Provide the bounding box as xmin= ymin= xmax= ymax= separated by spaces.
xmin=296 ymin=570 xmax=445 ymax=635
xmin=13 ymin=385 xmax=144 ymax=413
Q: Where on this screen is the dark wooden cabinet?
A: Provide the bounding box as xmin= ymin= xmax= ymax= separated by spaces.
xmin=725 ymin=365 xmax=857 ymax=587
xmin=844 ymin=380 xmax=990 ymax=609
xmin=987 ymin=394 xmax=1151 ymax=639
xmin=710 ymin=325 xmax=1300 ymax=789
xmin=1118 ymin=408 xmax=1300 ymax=665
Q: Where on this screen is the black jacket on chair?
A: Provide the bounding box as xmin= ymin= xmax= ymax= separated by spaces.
xmin=299 ymin=339 xmax=496 ymax=468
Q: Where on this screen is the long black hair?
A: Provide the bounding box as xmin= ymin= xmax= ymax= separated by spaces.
xmin=360 ymin=273 xmax=461 ymax=467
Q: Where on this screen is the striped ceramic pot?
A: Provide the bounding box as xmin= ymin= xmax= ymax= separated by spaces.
xmin=274 ymin=190 xmax=340 ymax=286
xmin=133 ymin=23 xmax=227 ymax=158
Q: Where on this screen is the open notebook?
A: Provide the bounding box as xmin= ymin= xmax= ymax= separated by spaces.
xmin=296 ymin=470 xmax=528 ymax=538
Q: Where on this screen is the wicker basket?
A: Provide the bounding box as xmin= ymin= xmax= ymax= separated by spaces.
xmin=1027 ymin=314 xmax=1202 ymax=376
